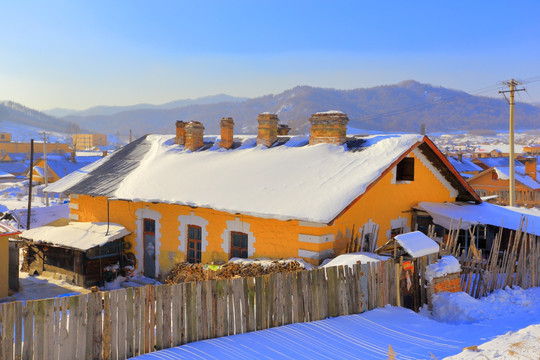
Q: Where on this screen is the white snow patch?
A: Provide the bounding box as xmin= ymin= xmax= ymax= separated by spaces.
xmin=322 ymin=252 xmax=389 ymax=268
xmin=425 ymin=255 xmax=461 ymax=283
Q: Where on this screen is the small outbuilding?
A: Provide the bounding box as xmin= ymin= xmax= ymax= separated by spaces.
xmin=20 ymin=222 xmax=130 ymax=287
xmin=375 ymin=231 xmax=440 ymax=259
xmin=0 ymin=222 xmax=21 ymax=298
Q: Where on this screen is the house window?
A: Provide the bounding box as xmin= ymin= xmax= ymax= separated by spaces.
xmin=396 ymin=157 xmax=414 ymax=181
xmin=230 ymin=231 xmax=248 ymax=259
xmin=391 ymin=227 xmax=403 ymax=238
xmin=187 ymin=225 xmax=202 ymax=263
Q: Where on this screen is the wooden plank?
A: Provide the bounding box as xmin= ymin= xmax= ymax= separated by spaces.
xmin=227 ymin=279 xmax=235 ymax=335
xmin=216 ymin=280 xmax=225 ymax=338
xmin=22 ymin=300 xmax=34 ymax=360
xmin=34 ymin=300 xmax=45 ymax=360
xmin=53 ymin=298 xmax=61 ymax=360
xmin=103 ymin=292 xmax=112 ymax=360
xmin=309 ymin=270 xmax=319 ymax=321
xmin=155 ymin=285 xmax=164 ymax=350
xmin=42 ymin=298 xmax=54 ymax=360
xmin=185 ymin=282 xmax=195 ymax=343
xmin=295 ymin=271 xmax=305 ymax=322
xmin=239 ymin=277 xmax=248 ymax=334
xmin=92 ymin=293 xmax=103 ymax=360
xmin=170 ymin=285 xmax=180 ymax=347
xmin=178 ymin=283 xmax=186 ymax=345
xmin=133 ymin=287 xmax=142 ymax=356
xmin=352 ymin=264 xmax=361 ymax=313
xmin=58 ymin=298 xmax=69 ymax=359
xmin=283 ymin=273 xmax=292 ymax=325
xmin=205 ymin=280 xmax=214 ymax=340
xmin=326 ymin=266 xmax=338 ymax=317
xmin=210 ymin=280 xmax=218 ymax=339
xmin=276 ymin=273 xmax=285 ymax=327
xmin=245 ymin=277 xmax=256 ymax=332
xmin=13 ymin=301 xmax=22 ymax=360
xmin=264 ymin=274 xmax=277 ymax=328
xmin=4 ymin=302 xmax=15 ymax=360
xmin=302 ymin=270 xmax=312 ymax=322
xmin=359 ymin=264 xmax=369 ymax=312
xmin=85 ymin=294 xmax=95 ymax=360
xmin=110 ymin=290 xmax=119 ymax=360
xmin=143 ymin=285 xmax=151 ymax=354
xmin=117 ymin=289 xmax=127 ymax=359
xmin=162 ymin=285 xmax=172 ymax=349
xmin=126 ymin=287 xmax=135 ymax=358
xmin=254 ymin=276 xmax=263 ymax=330
xmin=196 ymin=281 xmax=204 ymax=340
xmin=320 ymin=268 xmax=329 ymax=320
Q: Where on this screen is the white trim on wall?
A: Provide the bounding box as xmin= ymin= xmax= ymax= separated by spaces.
xmin=221 ymin=217 xmax=256 ymax=257
xmin=135 ymin=207 xmax=162 ymax=275
xmin=178 ymin=212 xmax=209 ymax=257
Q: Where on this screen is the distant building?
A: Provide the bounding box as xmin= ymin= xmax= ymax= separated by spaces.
xmin=467 ymin=158 xmax=540 ymax=208
xmin=524 ymin=145 xmax=540 ymax=156
xmin=73 ymin=134 xmax=107 ymax=151
xmin=0 ymin=133 xmax=12 ymax=143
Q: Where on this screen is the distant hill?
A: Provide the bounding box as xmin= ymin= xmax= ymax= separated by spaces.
xmin=0 ymin=101 xmax=81 ymax=140
xmin=44 ymin=94 xmax=248 ymax=117
xmin=58 ymin=81 xmax=540 ymax=137
xmin=4 ymin=81 xmax=540 ymax=139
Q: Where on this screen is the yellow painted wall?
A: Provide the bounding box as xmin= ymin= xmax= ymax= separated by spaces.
xmin=73 ymin=134 xmax=107 ymax=150
xmin=0 ymin=142 xmax=70 ymax=154
xmin=70 ymin=148 xmax=457 ymax=278
xmin=0 ymin=133 xmax=12 ymax=142
xmin=0 ymin=237 xmax=8 ymax=298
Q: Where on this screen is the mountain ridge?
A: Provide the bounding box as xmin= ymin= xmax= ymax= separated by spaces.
xmin=3 ymin=81 xmax=540 ymax=138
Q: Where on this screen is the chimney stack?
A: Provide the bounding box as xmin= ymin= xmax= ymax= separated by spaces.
xmin=257 ymin=113 xmax=279 ymax=147
xmin=309 ymin=111 xmax=349 ymax=145
xmin=185 ymin=121 xmax=205 ymax=151
xmin=220 ymin=117 xmax=234 ymax=149
xmin=277 ymin=124 xmax=291 ymax=135
xmin=175 ymin=121 xmax=186 ymax=145
xmin=524 ymin=157 xmax=537 ymax=182
xmin=458 ymin=151 xmax=463 ymax=161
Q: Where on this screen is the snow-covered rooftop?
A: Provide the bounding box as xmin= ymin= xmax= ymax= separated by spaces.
xmin=493 ymin=166 xmax=540 ymax=190
xmin=322 ymin=252 xmax=389 ymax=268
xmin=21 ymin=222 xmax=130 ymax=250
xmin=47 ymin=134 xmax=430 ymax=223
xmin=394 ymin=231 xmax=440 ymax=258
xmin=419 ymin=201 xmax=540 ymax=235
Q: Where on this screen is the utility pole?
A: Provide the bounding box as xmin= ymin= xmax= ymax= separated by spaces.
xmin=27 ymin=139 xmax=34 ymax=229
xmin=499 ymin=79 xmax=525 ymax=207
xmin=41 ymin=132 xmax=50 ymax=206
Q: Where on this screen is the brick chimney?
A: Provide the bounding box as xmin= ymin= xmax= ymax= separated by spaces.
xmin=257 ymin=113 xmax=279 ymax=147
xmin=309 ymin=111 xmax=349 ymax=145
xmin=185 ymin=121 xmax=205 ymax=151
xmin=220 ymin=117 xmax=234 ymax=149
xmin=277 ymin=124 xmax=291 ymax=135
xmin=524 ymin=157 xmax=537 ymax=182
xmin=175 ymin=121 xmax=186 ymax=145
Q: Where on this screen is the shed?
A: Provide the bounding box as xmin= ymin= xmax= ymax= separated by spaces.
xmin=375 ymin=231 xmax=440 ymax=259
xmin=20 ymin=222 xmax=130 ymax=287
xmin=0 ymin=222 xmax=21 ymax=298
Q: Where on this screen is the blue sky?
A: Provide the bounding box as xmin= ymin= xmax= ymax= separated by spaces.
xmin=1 ymin=1 xmax=539 ymax=110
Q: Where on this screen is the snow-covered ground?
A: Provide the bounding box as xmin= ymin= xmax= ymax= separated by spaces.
xmin=131 ymin=286 xmax=540 ymax=360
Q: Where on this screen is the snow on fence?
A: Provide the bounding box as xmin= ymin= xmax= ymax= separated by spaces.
xmin=0 ymin=259 xmax=431 ymax=360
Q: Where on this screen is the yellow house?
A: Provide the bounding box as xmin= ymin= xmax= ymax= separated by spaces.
xmin=46 ymin=112 xmax=480 ymax=279
xmin=73 ymin=134 xmax=108 ymax=151
xmin=29 ymin=157 xmax=100 ymax=184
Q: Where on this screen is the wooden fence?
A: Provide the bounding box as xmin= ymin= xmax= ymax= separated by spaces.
xmin=444 ymin=221 xmax=540 ymax=298
xmin=0 ymin=258 xmax=431 ymax=360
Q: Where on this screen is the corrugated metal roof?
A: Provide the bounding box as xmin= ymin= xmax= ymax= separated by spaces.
xmin=48 ymin=135 xmax=152 ymax=196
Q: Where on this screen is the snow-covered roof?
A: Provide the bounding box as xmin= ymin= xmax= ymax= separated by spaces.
xmin=493 ymin=166 xmax=540 ymax=190
xmin=394 ymin=231 xmax=440 ymax=258
xmin=474 ymin=157 xmax=522 ymax=169
xmin=46 ymin=133 xmax=477 ymax=223
xmin=418 ymin=201 xmax=540 ymax=236
xmin=475 ymin=144 xmax=525 ymax=154
xmin=447 ymin=156 xmax=483 ymax=173
xmin=21 ymin=222 xmax=130 ymax=250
